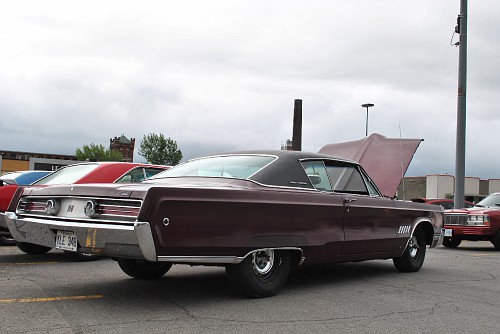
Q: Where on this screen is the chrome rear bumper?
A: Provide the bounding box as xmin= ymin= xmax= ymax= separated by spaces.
xmin=4 ymin=212 xmax=157 ymax=261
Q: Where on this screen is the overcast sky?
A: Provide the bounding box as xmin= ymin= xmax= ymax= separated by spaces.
xmin=1 ymin=1 xmax=498 ymax=178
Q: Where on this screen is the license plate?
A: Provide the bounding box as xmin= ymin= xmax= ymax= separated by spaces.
xmin=444 ymin=229 xmax=453 ymax=237
xmin=55 ymin=230 xmax=78 ymax=252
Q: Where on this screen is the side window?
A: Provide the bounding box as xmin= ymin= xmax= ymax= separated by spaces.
xmin=360 ymin=170 xmax=381 ymax=196
xmin=325 ymin=164 xmax=368 ymax=195
xmin=116 ymin=167 xmax=167 ymax=183
xmin=300 ymin=161 xmax=333 ymax=192
xmin=144 ymin=168 xmax=165 ymax=179
xmin=115 ymin=168 xmax=145 ymax=183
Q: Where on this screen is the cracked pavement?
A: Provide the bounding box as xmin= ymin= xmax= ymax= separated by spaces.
xmin=1 ymin=241 xmax=499 ymax=333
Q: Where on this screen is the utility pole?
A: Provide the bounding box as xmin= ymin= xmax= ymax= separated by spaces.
xmin=454 ymin=0 xmax=468 ymax=209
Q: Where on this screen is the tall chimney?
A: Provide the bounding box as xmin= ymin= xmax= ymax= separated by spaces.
xmin=292 ymin=99 xmax=302 ymax=151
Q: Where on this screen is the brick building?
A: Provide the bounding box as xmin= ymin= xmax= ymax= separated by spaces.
xmin=110 ymin=135 xmax=135 ymax=162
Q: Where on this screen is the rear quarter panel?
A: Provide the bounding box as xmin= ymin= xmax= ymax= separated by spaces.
xmin=140 ymin=186 xmax=346 ymax=263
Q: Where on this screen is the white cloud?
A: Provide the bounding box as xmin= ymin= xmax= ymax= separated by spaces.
xmin=0 ymin=0 xmax=499 ymax=179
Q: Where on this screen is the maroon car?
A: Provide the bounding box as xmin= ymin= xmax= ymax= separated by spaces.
xmin=5 ymin=151 xmax=443 ymax=297
xmin=444 ymin=192 xmax=500 ymax=249
xmin=0 ymin=162 xmax=169 ymax=254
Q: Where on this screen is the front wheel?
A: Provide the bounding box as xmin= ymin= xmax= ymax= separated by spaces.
xmin=226 ymin=249 xmax=291 ymax=298
xmin=16 ymin=242 xmax=52 ymax=255
xmin=443 ymin=237 xmax=461 ymax=248
xmin=118 ymin=259 xmax=172 ymax=279
xmin=393 ymin=228 xmax=426 ymax=272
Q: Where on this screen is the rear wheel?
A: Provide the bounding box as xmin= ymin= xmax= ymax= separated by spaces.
xmin=0 ymin=235 xmax=16 ymax=246
xmin=393 ymin=227 xmax=426 ymax=272
xmin=443 ymin=237 xmax=461 ymax=248
xmin=16 ymin=242 xmax=51 ymax=255
xmin=226 ymin=249 xmax=291 ymax=298
xmin=118 ymin=259 xmax=172 ymax=279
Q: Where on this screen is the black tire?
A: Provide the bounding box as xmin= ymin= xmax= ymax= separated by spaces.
xmin=443 ymin=237 xmax=462 ymax=248
xmin=0 ymin=235 xmax=16 ymax=246
xmin=16 ymin=242 xmax=52 ymax=255
xmin=491 ymin=232 xmax=500 ymax=251
xmin=118 ymin=258 xmax=172 ymax=279
xmin=393 ymin=228 xmax=427 ymax=272
xmin=64 ymin=251 xmax=101 ymax=262
xmin=226 ymin=249 xmax=291 ymax=298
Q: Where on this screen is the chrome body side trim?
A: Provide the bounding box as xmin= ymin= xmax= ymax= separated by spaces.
xmin=157 ymin=247 xmax=305 ymax=265
xmin=157 ymin=255 xmax=238 ymax=264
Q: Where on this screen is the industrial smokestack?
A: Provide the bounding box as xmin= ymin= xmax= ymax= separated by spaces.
xmin=292 ymin=99 xmax=302 ymax=151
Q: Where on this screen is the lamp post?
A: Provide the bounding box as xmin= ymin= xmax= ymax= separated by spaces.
xmin=361 ymin=103 xmax=374 ymax=136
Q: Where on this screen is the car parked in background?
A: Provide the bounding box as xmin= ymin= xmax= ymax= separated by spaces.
xmin=1 ymin=162 xmax=169 ymax=257
xmin=411 ymin=198 xmax=474 ymax=210
xmin=443 ymin=193 xmax=500 ymax=250
xmin=5 ymin=150 xmax=444 ymax=297
xmin=0 ymin=171 xmax=53 ymax=245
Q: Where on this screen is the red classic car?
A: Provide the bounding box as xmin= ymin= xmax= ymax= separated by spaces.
xmin=443 ymin=192 xmax=500 ymax=249
xmin=0 ymin=162 xmax=169 ymax=251
xmin=5 ymin=151 xmax=443 ymax=297
xmin=0 ymin=171 xmax=53 ymax=245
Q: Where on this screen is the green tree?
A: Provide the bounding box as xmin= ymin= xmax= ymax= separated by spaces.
xmin=75 ymin=143 xmax=123 ymax=162
xmin=139 ymin=133 xmax=182 ymax=165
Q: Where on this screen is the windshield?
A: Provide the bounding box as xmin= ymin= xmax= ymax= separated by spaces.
xmin=33 ymin=164 xmax=99 ymax=185
xmin=476 ymin=194 xmax=500 ymax=208
xmin=151 ymin=155 xmax=276 ymax=180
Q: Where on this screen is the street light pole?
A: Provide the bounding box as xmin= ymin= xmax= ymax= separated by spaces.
xmin=361 ymin=103 xmax=374 ymax=136
xmin=454 ymin=0 xmax=468 ymax=209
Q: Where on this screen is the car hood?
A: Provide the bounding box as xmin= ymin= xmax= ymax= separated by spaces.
xmin=319 ymin=133 xmax=423 ymax=198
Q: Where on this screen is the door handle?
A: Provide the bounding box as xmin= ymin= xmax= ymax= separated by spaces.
xmin=343 ymin=198 xmax=357 ymax=204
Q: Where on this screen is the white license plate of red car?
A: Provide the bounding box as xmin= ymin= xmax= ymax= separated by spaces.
xmin=55 ymin=230 xmax=78 ymax=252
xmin=444 ymin=229 xmax=453 ymax=237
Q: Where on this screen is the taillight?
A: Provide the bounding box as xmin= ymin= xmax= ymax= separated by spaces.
xmin=98 ymin=204 xmax=140 ymax=217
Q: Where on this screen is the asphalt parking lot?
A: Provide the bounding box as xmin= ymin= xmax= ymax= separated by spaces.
xmin=1 ymin=241 xmax=499 ymax=334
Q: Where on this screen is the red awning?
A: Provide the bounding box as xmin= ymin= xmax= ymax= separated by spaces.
xmin=319 ymin=133 xmax=423 ymax=197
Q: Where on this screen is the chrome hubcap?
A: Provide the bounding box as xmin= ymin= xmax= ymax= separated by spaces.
xmin=408 ymin=236 xmax=419 ymax=258
xmin=252 ymin=249 xmax=275 ymax=276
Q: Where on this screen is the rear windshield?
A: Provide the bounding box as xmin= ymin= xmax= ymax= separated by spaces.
xmin=151 ymin=155 xmax=275 ymax=180
xmin=14 ymin=171 xmax=51 ymax=185
xmin=33 ymin=164 xmax=99 ymax=185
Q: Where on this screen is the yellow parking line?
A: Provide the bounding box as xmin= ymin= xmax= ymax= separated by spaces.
xmin=0 ymin=295 xmax=103 ymax=303
xmin=0 ymin=262 xmax=59 ymax=266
